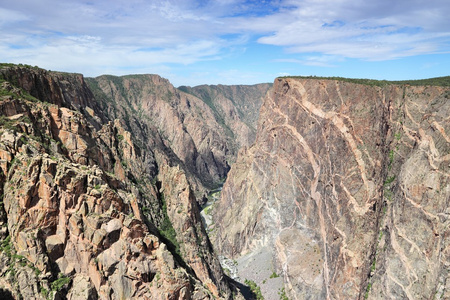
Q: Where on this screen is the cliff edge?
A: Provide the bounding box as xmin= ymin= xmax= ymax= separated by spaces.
xmin=213 ymin=77 xmax=449 ymax=299
xmin=0 ymin=65 xmax=243 ymax=299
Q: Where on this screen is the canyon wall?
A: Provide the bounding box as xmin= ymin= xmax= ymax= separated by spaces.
xmin=213 ymin=77 xmax=449 ymax=299
xmin=86 ymin=76 xmax=270 ymax=198
xmin=0 ymin=65 xmax=253 ymax=299
xmin=0 ymin=64 xmax=448 ymax=299
xmin=178 ymin=83 xmax=271 ymax=148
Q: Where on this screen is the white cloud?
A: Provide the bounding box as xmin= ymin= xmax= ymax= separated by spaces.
xmin=0 ymin=7 xmax=28 ymax=25
xmin=252 ymin=0 xmax=450 ymax=60
xmin=275 ymin=55 xmax=343 ymax=67
xmin=0 ymin=33 xmax=226 ymax=76
xmin=277 ymin=72 xmax=291 ymax=77
xmin=1 ymin=0 xmax=449 ymax=84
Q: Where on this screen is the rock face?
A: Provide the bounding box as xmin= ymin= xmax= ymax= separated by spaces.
xmin=178 ymin=84 xmax=271 ymax=148
xmin=86 ymin=76 xmax=270 ymax=198
xmin=0 ymin=65 xmax=244 ymax=299
xmin=213 ymin=77 xmax=449 ymax=299
xmin=0 ymin=64 xmax=448 ymax=300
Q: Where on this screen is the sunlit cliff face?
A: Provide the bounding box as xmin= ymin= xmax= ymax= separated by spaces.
xmin=0 ymin=64 xmax=448 ymax=300
xmin=213 ymin=77 xmax=450 ymax=300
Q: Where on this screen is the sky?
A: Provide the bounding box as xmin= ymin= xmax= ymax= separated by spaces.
xmin=1 ymin=0 xmax=450 ymax=87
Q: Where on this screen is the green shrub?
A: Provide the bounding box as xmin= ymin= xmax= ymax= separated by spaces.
xmin=270 ymin=271 xmax=279 ymax=278
xmin=0 ymin=236 xmax=12 ymax=257
xmin=388 ymin=150 xmax=395 ymax=169
xmin=278 ymin=287 xmax=289 ymax=300
xmin=158 ymin=193 xmax=181 ymax=256
xmin=384 ymin=176 xmax=396 ymax=185
xmin=364 ymin=282 xmax=372 ymax=299
xmin=51 ymin=274 xmax=71 ymax=291
xmin=245 ymin=279 xmax=264 ymax=300
xmin=40 ymin=286 xmax=49 ymax=298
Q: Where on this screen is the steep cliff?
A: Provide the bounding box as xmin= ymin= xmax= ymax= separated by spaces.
xmin=1 ymin=64 xmax=448 ymax=300
xmin=0 ymin=65 xmax=241 ymax=299
xmin=86 ymin=76 xmax=270 ymax=200
xmin=178 ymin=84 xmax=271 ymax=148
xmin=213 ymin=77 xmax=449 ymax=299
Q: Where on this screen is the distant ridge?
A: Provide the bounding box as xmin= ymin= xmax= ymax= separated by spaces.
xmin=279 ymin=75 xmax=450 ymax=87
xmin=2 ymin=62 xmax=449 ymax=87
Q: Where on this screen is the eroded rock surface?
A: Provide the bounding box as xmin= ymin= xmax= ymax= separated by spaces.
xmin=86 ymin=76 xmax=270 ymax=199
xmin=213 ymin=77 xmax=449 ymax=299
xmin=0 ymin=65 xmax=241 ymax=299
xmin=1 ymin=64 xmax=448 ymax=300
xmin=178 ymin=83 xmax=271 ymax=148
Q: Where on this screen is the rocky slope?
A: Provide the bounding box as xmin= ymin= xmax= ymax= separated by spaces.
xmin=178 ymin=84 xmax=271 ymax=148
xmin=0 ymin=64 xmax=448 ymax=300
xmin=86 ymin=76 xmax=270 ymax=200
xmin=213 ymin=77 xmax=449 ymax=299
xmin=0 ymin=64 xmax=247 ymax=299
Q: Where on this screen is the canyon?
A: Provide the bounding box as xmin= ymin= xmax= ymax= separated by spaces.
xmin=0 ymin=64 xmax=448 ymax=300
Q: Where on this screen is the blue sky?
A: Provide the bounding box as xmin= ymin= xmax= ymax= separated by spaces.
xmin=1 ymin=0 xmax=450 ymax=86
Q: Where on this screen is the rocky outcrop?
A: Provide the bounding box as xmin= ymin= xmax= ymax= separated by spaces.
xmin=369 ymin=84 xmax=449 ymax=300
xmin=86 ymin=76 xmax=270 ymax=198
xmin=156 ymin=155 xmax=229 ymax=297
xmin=178 ymin=84 xmax=271 ymax=148
xmin=0 ymin=65 xmax=239 ymax=299
xmin=213 ymin=77 xmax=449 ymax=299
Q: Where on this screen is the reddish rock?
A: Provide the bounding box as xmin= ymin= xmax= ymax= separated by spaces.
xmin=0 ymin=65 xmax=241 ymax=299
